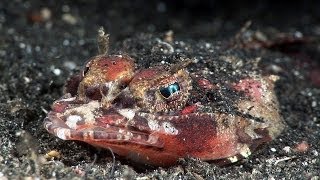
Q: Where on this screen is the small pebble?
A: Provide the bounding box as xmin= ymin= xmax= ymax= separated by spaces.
xmin=62 ymin=13 xmax=77 ymax=25
xmin=294 ymin=141 xmax=310 ymax=153
xmin=283 ymin=146 xmax=291 ymax=153
xmin=53 ymin=68 xmax=62 ymax=76
xmin=64 ymin=61 xmax=77 ymax=70
xmin=270 ymin=148 xmax=277 ymax=152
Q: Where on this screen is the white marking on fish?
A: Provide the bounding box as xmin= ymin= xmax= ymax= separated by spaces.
xmin=118 ymin=108 xmax=136 ymax=120
xmin=162 ymin=122 xmax=179 ymax=135
xmin=66 ymin=115 xmax=82 ymax=129
xmin=56 ymin=128 xmax=70 ymax=140
xmin=148 ymin=119 xmax=160 ymax=131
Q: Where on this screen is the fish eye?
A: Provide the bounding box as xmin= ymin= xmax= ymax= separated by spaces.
xmin=159 ymin=82 xmax=180 ymax=98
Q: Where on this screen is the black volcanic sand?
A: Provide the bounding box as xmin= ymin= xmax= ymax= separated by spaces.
xmin=0 ymin=1 xmax=319 ymax=179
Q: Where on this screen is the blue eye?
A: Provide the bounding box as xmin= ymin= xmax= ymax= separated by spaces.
xmin=159 ymin=82 xmax=180 ymax=98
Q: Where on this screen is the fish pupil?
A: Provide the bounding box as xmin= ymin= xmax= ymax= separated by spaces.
xmin=159 ymin=82 xmax=180 ymax=98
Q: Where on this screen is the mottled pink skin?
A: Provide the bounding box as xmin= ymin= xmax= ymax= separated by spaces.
xmin=180 ymin=104 xmax=198 ymax=115
xmin=44 ymin=55 xmax=284 ymax=166
xmin=233 ymin=79 xmax=263 ymax=102
xmin=197 ymin=78 xmax=217 ymax=90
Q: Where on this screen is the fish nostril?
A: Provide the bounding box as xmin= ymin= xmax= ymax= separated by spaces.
xmin=82 ymin=65 xmax=89 ymax=77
